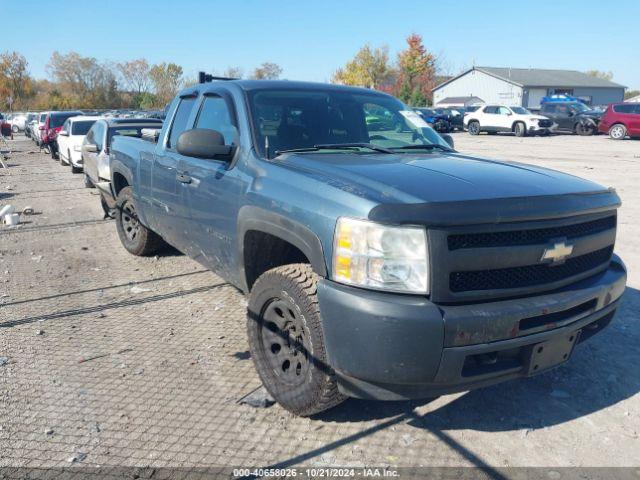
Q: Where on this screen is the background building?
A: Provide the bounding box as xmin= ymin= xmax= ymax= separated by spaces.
xmin=433 ymin=67 xmax=626 ymax=109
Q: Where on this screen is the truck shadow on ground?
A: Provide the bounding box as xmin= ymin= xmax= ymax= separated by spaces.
xmin=321 ymin=287 xmax=640 ymax=432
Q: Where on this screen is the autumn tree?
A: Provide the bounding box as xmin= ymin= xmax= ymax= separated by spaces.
xmin=396 ymin=33 xmax=437 ymax=105
xmin=223 ymin=66 xmax=244 ymax=79
xmin=331 ymin=45 xmax=392 ymax=89
xmin=251 ymin=62 xmax=283 ymax=80
xmin=46 ymin=51 xmax=121 ymax=108
xmin=0 ymin=51 xmax=34 ymax=109
xmin=585 ymin=69 xmax=614 ymax=81
xmin=150 ymin=62 xmax=183 ymax=106
xmin=118 ymin=59 xmax=151 ymax=94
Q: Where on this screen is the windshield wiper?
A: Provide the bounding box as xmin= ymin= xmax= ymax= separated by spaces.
xmin=389 ymin=144 xmax=454 ymax=153
xmin=275 ymin=143 xmax=394 ymax=156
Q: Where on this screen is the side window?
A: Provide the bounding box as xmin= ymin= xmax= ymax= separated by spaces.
xmin=94 ymin=123 xmax=105 ymax=151
xmin=613 ymin=104 xmax=634 ymax=114
xmin=484 ymin=106 xmax=498 ymax=114
xmin=498 ymin=106 xmax=510 ymax=115
xmin=634 ymin=105 xmax=640 ymax=115
xmin=85 ymin=126 xmax=94 ymax=144
xmin=195 ymin=96 xmax=238 ymax=145
xmin=62 ymin=120 xmax=70 ymax=133
xmin=168 ymin=97 xmax=197 ymax=148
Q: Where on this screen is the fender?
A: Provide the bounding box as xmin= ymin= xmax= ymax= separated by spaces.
xmin=237 ymin=205 xmax=328 ymax=291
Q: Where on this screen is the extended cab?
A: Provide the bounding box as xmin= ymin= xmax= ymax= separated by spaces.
xmin=109 ymin=78 xmax=626 ymax=416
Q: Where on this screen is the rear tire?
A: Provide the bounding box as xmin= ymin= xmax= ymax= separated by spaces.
xmin=608 ymin=124 xmax=627 ymax=140
xmin=115 ymin=186 xmax=165 ymax=256
xmin=247 ymin=264 xmax=346 ymax=416
xmin=514 ymin=122 xmax=527 ymax=137
xmin=468 ymin=121 xmax=480 ymax=135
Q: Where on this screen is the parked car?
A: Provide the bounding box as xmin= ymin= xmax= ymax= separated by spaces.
xmin=82 ymin=118 xmax=163 ymax=216
xmin=24 ymin=113 xmax=38 ymax=138
xmin=434 ymin=107 xmax=464 ymax=131
xmin=539 ymin=101 xmax=602 ymax=135
xmin=56 ymin=116 xmax=102 ymax=172
xmin=414 ymin=108 xmax=451 ymax=132
xmin=33 ymin=112 xmax=48 ymax=146
xmin=108 ymin=78 xmax=625 ymax=416
xmin=43 ymin=111 xmax=84 ymax=159
xmin=598 ymin=103 xmax=640 ymax=140
xmin=464 ymin=105 xmax=553 ymax=136
xmin=0 ymin=113 xmax=11 ymax=137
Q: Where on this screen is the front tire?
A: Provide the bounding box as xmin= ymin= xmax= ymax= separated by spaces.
xmin=115 ymin=186 xmax=165 ymax=256
xmin=11 ymin=125 xmax=19 ymax=134
xmin=247 ymin=264 xmax=346 ymax=416
xmin=468 ymin=121 xmax=480 ymax=135
xmin=83 ymin=174 xmax=94 ymax=187
xmin=575 ymin=122 xmax=595 ymax=136
xmin=514 ymin=122 xmax=527 ymax=137
xmin=609 ymin=124 xmax=627 ymax=140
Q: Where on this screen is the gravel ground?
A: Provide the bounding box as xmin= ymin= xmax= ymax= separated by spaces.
xmin=0 ymin=133 xmax=639 ymax=474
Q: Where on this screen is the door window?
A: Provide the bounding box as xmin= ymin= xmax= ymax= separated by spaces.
xmin=498 ymin=107 xmax=511 ymax=115
xmin=168 ymin=97 xmax=197 ymax=149
xmin=484 ymin=106 xmax=498 ymax=114
xmin=195 ymin=96 xmax=238 ymax=145
xmin=93 ymin=123 xmax=105 ymax=151
xmin=613 ymin=104 xmax=635 ymax=114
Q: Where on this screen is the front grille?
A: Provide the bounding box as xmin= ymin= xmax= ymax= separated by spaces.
xmin=538 ymin=119 xmax=553 ymax=128
xmin=448 ymin=215 xmax=616 ymax=250
xmin=450 ymin=246 xmax=613 ymax=292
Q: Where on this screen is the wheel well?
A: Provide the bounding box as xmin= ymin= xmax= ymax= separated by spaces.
xmin=512 ymin=120 xmax=525 ymax=131
xmin=243 ymin=230 xmax=310 ymax=290
xmin=112 ymin=172 xmax=129 ymax=196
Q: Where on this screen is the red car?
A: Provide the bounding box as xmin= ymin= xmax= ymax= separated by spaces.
xmin=598 ymin=103 xmax=640 ymax=140
xmin=0 ymin=113 xmax=11 ymax=138
xmin=42 ymin=111 xmax=83 ymax=159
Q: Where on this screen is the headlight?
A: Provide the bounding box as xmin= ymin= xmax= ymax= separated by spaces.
xmin=332 ymin=217 xmax=428 ymax=294
xmin=73 ymin=145 xmax=82 ymax=152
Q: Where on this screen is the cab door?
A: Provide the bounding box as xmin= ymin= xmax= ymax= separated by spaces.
xmin=179 ymin=90 xmax=244 ymax=277
xmin=149 ymin=94 xmax=198 ymax=250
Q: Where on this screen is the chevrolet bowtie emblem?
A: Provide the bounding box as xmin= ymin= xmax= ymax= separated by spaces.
xmin=541 ymin=240 xmax=574 ymax=264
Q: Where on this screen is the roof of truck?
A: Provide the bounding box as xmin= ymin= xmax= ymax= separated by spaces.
xmin=191 ymin=79 xmax=395 ymax=97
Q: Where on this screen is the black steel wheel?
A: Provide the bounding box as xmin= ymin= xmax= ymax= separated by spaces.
xmin=115 ymin=186 xmax=164 ymax=256
xmin=247 ymin=264 xmax=346 ymax=416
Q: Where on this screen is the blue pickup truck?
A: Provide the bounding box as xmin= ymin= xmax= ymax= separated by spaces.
xmin=109 ymin=76 xmax=626 ymax=416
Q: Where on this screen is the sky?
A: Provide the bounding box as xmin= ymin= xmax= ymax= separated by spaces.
xmin=4 ymin=0 xmax=640 ymax=90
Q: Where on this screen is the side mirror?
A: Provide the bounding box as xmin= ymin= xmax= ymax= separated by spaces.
xmin=441 ymin=134 xmax=455 ymax=149
xmin=39 ymin=126 xmax=45 ymax=131
xmin=84 ymin=144 xmax=98 ymax=153
xmin=568 ymin=111 xmax=574 ymax=117
xmin=177 ymin=129 xmax=234 ymax=160
xmin=59 ymin=130 xmax=69 ymax=136
xmin=506 ymin=111 xmax=512 ymax=116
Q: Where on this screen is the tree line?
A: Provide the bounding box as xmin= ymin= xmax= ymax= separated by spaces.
xmin=0 ymin=51 xmax=283 ymax=111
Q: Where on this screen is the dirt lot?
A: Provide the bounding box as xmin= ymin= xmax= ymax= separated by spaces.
xmin=1 ymin=133 xmax=639 ymax=474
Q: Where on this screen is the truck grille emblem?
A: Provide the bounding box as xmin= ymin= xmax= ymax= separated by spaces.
xmin=541 ymin=240 xmax=574 ymax=264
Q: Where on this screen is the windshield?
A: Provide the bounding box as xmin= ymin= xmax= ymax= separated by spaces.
xmin=248 ymin=89 xmax=449 ymax=157
xmin=39 ymin=114 xmax=47 ymax=122
xmin=71 ymin=120 xmax=96 ymax=135
xmin=570 ymin=102 xmax=591 ymax=113
xmin=51 ymin=113 xmax=80 ymax=128
xmin=511 ymin=107 xmax=531 ymax=115
xmin=107 ymin=126 xmax=153 ymax=146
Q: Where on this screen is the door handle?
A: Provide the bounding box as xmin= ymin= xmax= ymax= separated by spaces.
xmin=176 ymin=173 xmax=192 ymax=184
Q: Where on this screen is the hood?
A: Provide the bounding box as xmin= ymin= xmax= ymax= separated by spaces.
xmin=579 ymin=110 xmax=602 ymax=118
xmin=278 ymin=152 xmax=608 ymax=205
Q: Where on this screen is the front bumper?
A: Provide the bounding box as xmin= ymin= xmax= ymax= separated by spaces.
xmin=317 ymin=255 xmax=626 ymax=400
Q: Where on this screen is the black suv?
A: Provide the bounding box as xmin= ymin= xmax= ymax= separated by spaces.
xmin=540 ymin=101 xmax=602 ymax=135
